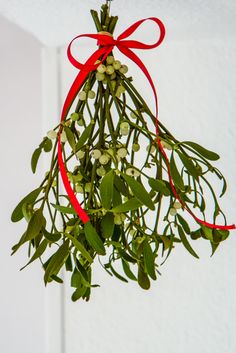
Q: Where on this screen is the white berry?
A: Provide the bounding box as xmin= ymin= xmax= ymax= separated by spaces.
xmin=106 ymin=56 xmax=114 ymax=65
xmin=97 ymin=64 xmax=106 ymax=73
xmin=126 ymin=167 xmax=140 ymax=177
xmin=47 ymin=130 xmax=57 ymax=140
xmin=117 ymin=147 xmax=128 ymax=158
xmin=88 ymin=90 xmax=96 ymax=99
xmin=106 ymin=65 xmax=115 ymax=75
xmin=169 ymin=208 xmax=177 ymax=216
xmin=113 ymin=60 xmax=121 ymax=70
xmin=119 ymin=65 xmax=128 ymax=74
xmin=96 ymin=72 xmax=105 ymax=81
xmin=99 ymin=154 xmax=110 ymax=165
xmin=78 ymin=91 xmax=86 ymax=101
xmin=76 ymin=150 xmax=85 ymax=160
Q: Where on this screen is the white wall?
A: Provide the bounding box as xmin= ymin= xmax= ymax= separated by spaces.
xmin=0 ymin=16 xmax=46 ymax=353
xmin=1 ymin=9 xmax=236 ymax=353
xmin=59 ymin=31 xmax=236 ymax=353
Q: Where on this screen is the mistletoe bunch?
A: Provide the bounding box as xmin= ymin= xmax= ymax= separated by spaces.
xmin=11 ymin=3 xmax=232 ymax=302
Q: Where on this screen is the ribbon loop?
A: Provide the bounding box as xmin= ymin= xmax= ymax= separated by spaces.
xmin=117 ymin=17 xmax=165 ymax=49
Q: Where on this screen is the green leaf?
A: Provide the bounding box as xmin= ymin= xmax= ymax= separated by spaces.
xmin=101 ymin=213 xmax=114 ymax=239
xmin=217 ymin=229 xmax=230 ymax=241
xmin=22 ymin=203 xmax=33 ymax=222
xmin=114 ymin=175 xmax=129 ymax=196
xmin=43 ymin=228 xmax=61 ymax=242
xmin=65 ymin=254 xmax=73 ymax=272
xmin=65 ymin=233 xmax=93 ymax=263
xmin=51 ymin=203 xmax=77 ymax=215
xmin=112 ymin=186 xmax=122 ymax=207
xmin=121 ymin=173 xmax=155 ymax=210
xmin=201 ymin=225 xmax=213 ymax=241
xmin=24 ymin=209 xmax=46 ymax=242
xmin=137 ymin=262 xmax=150 ymax=290
xmin=110 ymin=264 xmax=128 ymax=283
xmin=31 ymin=148 xmax=42 ymax=174
xmin=64 ymin=126 xmax=76 ymax=152
xmin=20 ymin=239 xmax=48 ymax=270
xmin=84 ymin=221 xmax=105 ymax=255
xmin=159 ymin=234 xmax=172 ymax=251
xmin=71 ymin=267 xmax=81 ymax=288
xmin=143 ymin=240 xmax=157 ymax=280
xmin=178 ymin=225 xmax=199 ymax=259
xmin=75 ymin=123 xmax=93 ymax=152
xmin=177 ymin=151 xmax=201 ymax=180
xmin=72 ymin=286 xmax=87 ymax=302
xmin=176 ymin=214 xmax=191 ymax=234
xmin=121 ymin=259 xmax=137 ymax=281
xmin=148 ymin=178 xmax=170 ymax=196
xmin=210 ymin=241 xmax=220 ymax=257
xmin=182 ymin=141 xmax=220 ymax=161
xmin=170 ymin=153 xmax=185 ymax=191
xmin=11 ymin=187 xmax=42 ymax=222
xmin=50 ymin=274 xmax=63 ymax=283
xmin=111 ymin=197 xmax=142 ymax=213
xmin=44 ymin=240 xmax=70 ymax=284
xmin=99 ymin=170 xmax=114 ymax=209
xmin=75 ymin=259 xmax=90 ymax=284
xmin=43 ymin=138 xmax=53 ymax=152
xmin=118 ymin=249 xmax=136 ymax=263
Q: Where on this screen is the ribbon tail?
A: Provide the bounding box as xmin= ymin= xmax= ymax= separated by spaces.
xmin=58 ymin=135 xmax=90 ymax=223
xmin=117 ymin=46 xmax=235 ymax=231
xmin=58 ymin=47 xmax=112 ymax=224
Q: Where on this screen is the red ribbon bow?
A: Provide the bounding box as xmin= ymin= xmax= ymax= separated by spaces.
xmin=58 ymin=18 xmax=235 ymax=230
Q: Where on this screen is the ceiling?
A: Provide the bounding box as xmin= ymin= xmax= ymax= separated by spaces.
xmin=0 ymin=0 xmax=235 ymax=46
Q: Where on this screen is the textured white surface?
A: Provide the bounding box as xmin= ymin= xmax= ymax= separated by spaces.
xmin=0 ymin=0 xmax=236 ymax=46
xmin=0 ymin=16 xmax=45 ymax=353
xmin=1 ymin=2 xmax=236 ymax=353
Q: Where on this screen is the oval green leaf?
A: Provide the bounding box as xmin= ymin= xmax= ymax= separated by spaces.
xmin=178 ymin=225 xmax=199 ymax=259
xmin=182 ymin=141 xmax=220 ymax=161
xmin=143 ymin=240 xmax=157 ymax=280
xmin=177 ymin=151 xmax=201 ymax=180
xmin=176 ymin=214 xmax=191 ymax=234
xmin=137 ymin=262 xmax=150 ymax=290
xmin=11 ymin=187 xmax=42 ymax=222
xmin=111 ymin=197 xmax=142 ymax=213
xmin=43 ymin=228 xmax=61 ymax=242
xmin=64 ymin=126 xmax=76 ymax=152
xmin=99 ymin=170 xmax=114 ymax=210
xmin=51 ymin=203 xmax=77 ymax=215
xmin=43 ymin=138 xmax=53 ymax=152
xmin=44 ymin=240 xmax=70 ymax=284
xmin=84 ymin=221 xmax=106 ymax=255
xmin=75 ymin=123 xmax=94 ymax=152
xmin=121 ymin=259 xmax=137 ymax=281
xmin=20 ymin=239 xmax=48 ymax=270
xmin=110 ymin=264 xmax=128 ymax=283
xmin=24 ymin=209 xmax=46 ymax=242
xmin=101 ymin=212 xmax=114 ymax=239
xmin=65 ymin=233 xmax=93 ymax=263
xmin=114 ymin=175 xmax=129 ymax=196
xmin=121 ymin=173 xmax=155 ymax=210
xmin=31 ymin=148 xmax=42 ymax=174
xmin=170 ymin=153 xmax=185 ymax=191
xmin=148 ymin=178 xmax=170 ymax=196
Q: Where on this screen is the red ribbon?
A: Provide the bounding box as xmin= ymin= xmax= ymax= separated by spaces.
xmin=58 ymin=18 xmax=235 ymax=230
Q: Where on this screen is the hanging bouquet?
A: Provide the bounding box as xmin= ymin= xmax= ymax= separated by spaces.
xmin=11 ymin=2 xmax=235 ymax=302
